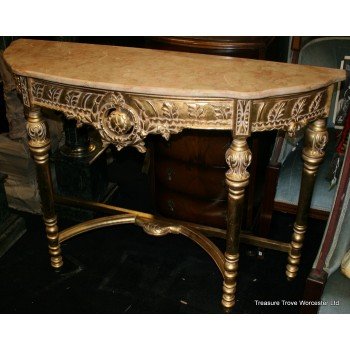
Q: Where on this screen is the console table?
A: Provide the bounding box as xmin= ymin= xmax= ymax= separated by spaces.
xmin=4 ymin=39 xmax=345 ymax=311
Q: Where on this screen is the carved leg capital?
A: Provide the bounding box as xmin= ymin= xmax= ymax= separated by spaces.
xmin=302 ymin=118 xmax=328 ymax=171
xmin=26 ymin=107 xmax=51 ymax=162
xmin=225 ymin=137 xmax=252 ymax=189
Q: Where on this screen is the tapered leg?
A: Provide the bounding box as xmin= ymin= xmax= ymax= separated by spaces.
xmin=26 ymin=107 xmax=63 ymax=269
xmin=222 ymin=137 xmax=252 ymax=310
xmin=286 ymin=119 xmax=328 ymax=280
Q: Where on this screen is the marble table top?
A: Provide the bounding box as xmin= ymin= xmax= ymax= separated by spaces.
xmin=4 ymin=39 xmax=345 ymax=99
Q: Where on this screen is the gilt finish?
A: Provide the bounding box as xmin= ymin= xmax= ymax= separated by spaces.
xmin=223 ymin=138 xmax=252 ymax=309
xmin=286 ymin=118 xmax=328 ymax=280
xmin=4 ymin=39 xmax=346 ymax=311
xmin=25 ymin=108 xmax=62 ymax=268
xmin=135 ymin=217 xmax=225 ymax=275
xmin=13 ymin=76 xmax=334 ymax=152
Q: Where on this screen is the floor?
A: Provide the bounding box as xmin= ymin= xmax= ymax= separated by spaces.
xmin=0 ymin=145 xmax=328 ymax=314
xmin=0 ymin=208 xmax=326 ymax=314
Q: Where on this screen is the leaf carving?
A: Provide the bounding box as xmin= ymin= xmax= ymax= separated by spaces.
xmin=267 ymin=101 xmax=285 ymax=122
xmin=161 ymin=102 xmax=178 ymax=119
xmin=309 ymin=92 xmax=324 ymax=112
xmin=214 ymin=105 xmax=232 ymax=120
xmin=32 ymin=82 xmax=44 ymax=98
xmin=65 ymin=90 xmax=82 ymax=106
xmin=188 ymin=104 xmax=205 ymax=119
xmin=47 ymin=87 xmax=63 ymax=102
xmin=291 ymin=98 xmax=307 ymax=118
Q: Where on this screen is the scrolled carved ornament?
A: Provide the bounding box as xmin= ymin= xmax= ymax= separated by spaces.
xmin=24 ymin=78 xmax=235 ymax=152
xmin=13 ymin=76 xmax=332 ymax=152
xmin=250 ymin=90 xmax=329 ymax=137
xmin=309 ymin=128 xmax=328 ymax=157
xmin=26 ymin=120 xmax=47 ymax=144
xmin=135 ymin=217 xmax=181 ymax=236
xmin=225 ymin=140 xmax=252 ymax=182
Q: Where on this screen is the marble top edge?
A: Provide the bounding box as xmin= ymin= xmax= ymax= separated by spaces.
xmin=9 ymin=68 xmax=343 ymax=100
xmin=4 ymin=39 xmax=346 ymax=100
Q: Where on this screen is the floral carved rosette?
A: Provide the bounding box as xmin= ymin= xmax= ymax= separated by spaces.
xmin=93 ymin=92 xmax=147 ymax=152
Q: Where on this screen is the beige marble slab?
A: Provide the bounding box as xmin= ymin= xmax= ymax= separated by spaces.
xmin=4 ymin=39 xmax=346 ymax=99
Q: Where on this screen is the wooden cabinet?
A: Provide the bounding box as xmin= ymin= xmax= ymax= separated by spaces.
xmin=147 ymin=37 xmax=276 ymax=228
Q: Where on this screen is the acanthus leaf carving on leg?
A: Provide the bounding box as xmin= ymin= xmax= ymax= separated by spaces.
xmin=225 ymin=138 xmax=252 ymax=182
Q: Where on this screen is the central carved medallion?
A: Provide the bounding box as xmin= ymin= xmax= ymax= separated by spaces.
xmin=107 ymin=109 xmax=134 ymax=135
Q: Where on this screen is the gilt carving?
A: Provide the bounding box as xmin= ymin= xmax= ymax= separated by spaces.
xmin=236 ymin=100 xmax=251 ymax=136
xmin=311 ymin=130 xmax=328 ymax=156
xmin=136 ymin=219 xmax=180 ymax=237
xmin=291 ymin=97 xmax=307 ymax=118
xmin=26 ymin=120 xmax=47 ymax=143
xmin=14 ymin=75 xmax=30 ymax=107
xmin=267 ymin=101 xmax=286 ymax=123
xmin=251 ymin=88 xmax=328 ymax=135
xmin=15 ymin=77 xmax=331 ymax=151
xmin=225 ymin=139 xmax=252 ymax=181
xmin=309 ymin=91 xmax=324 ymax=112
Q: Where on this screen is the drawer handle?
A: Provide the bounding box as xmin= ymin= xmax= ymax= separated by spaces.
xmin=167 ymin=168 xmax=174 ymax=181
xmin=167 ymin=199 xmax=175 ymax=212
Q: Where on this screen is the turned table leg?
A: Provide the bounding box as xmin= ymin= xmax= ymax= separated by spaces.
xmin=26 ymin=107 xmax=63 ymax=269
xmin=286 ymin=118 xmax=328 ymax=280
xmin=222 ymin=137 xmax=252 ymax=310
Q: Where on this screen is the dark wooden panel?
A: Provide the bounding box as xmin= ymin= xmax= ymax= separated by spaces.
xmin=155 ymin=187 xmax=227 ymax=229
xmin=155 ymin=157 xmax=226 ymax=200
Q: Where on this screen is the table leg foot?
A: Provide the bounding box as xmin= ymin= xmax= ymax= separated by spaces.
xmin=45 ymin=216 xmax=63 ymax=269
xmin=286 ymin=223 xmax=306 ymax=280
xmin=221 ymin=252 xmax=239 ymax=309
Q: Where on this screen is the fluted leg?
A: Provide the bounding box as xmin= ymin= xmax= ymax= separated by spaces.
xmin=222 ymin=137 xmax=252 ymax=310
xmin=26 ymin=107 xmax=63 ymax=269
xmin=286 ymin=118 xmax=328 ymax=280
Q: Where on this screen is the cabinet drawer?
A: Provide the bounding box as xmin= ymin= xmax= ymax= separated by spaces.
xmin=155 ymin=157 xmax=226 ymax=201
xmin=155 ymin=187 xmax=227 ymax=229
xmin=154 ymin=130 xmax=231 ymax=167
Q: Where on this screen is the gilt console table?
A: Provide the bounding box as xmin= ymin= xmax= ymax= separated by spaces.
xmin=4 ymin=39 xmax=345 ymax=311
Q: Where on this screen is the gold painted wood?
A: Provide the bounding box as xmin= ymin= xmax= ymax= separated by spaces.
xmin=54 ymin=194 xmax=291 ymax=252
xmin=9 ymin=77 xmax=336 ymax=152
xmin=3 ymin=39 xmax=346 ymax=311
xmin=25 ymin=107 xmax=62 ymax=268
xmin=286 ymin=118 xmax=329 ymax=280
xmin=58 ymin=214 xmax=136 ymax=242
xmin=223 ymin=137 xmax=252 ymax=309
xmin=135 ymin=217 xmax=225 ymax=276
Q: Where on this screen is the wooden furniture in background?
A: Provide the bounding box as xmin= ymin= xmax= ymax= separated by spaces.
xmin=147 ymin=36 xmax=276 ymax=229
